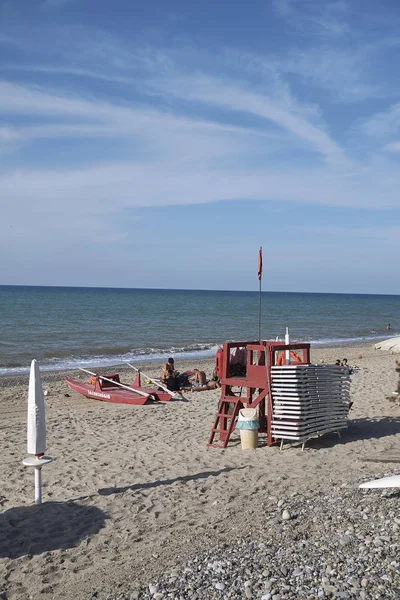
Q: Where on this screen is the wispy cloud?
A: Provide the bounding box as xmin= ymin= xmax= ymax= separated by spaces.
xmin=0 ymin=126 xmax=22 ymax=142
xmin=40 ymin=0 xmax=78 ymax=8
xmin=3 ymin=64 xmax=137 ymax=86
xmin=361 ymin=102 xmax=400 ymax=137
xmin=1 ymin=150 xmax=399 ymax=217
xmin=270 ymin=1 xmax=400 ymax=103
xmin=297 ymin=224 xmax=400 ymax=243
xmin=384 ymin=141 xmax=400 ymax=153
xmin=276 ymin=45 xmax=385 ymax=103
xmin=0 ymin=80 xmax=286 ymax=155
xmin=150 ymin=73 xmax=347 ymax=164
xmin=273 ymin=0 xmax=351 ymax=38
xmin=1 ymin=6 xmax=400 ymax=253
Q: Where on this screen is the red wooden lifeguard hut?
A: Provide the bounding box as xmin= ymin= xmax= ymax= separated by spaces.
xmin=208 ymin=340 xmax=310 ymax=448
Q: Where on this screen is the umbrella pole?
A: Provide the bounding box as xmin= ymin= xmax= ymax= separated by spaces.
xmin=22 ymin=455 xmax=53 ymax=505
xmin=35 ymin=466 xmax=42 ymax=505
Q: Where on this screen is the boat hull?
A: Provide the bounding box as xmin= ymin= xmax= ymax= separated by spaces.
xmin=64 ymin=376 xmax=151 ymax=405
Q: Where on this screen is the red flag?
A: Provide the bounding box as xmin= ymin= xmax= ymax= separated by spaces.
xmin=258 ymin=247 xmax=262 ymax=281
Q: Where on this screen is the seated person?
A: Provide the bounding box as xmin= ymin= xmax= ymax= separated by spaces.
xmin=341 ymin=358 xmax=354 ymax=374
xmin=161 ymin=357 xmax=178 ymax=381
xmin=161 ymin=357 xmax=180 ymax=391
xmin=189 ymin=379 xmax=222 ymax=392
xmin=161 ymin=357 xmax=193 ymax=391
xmin=191 ymin=368 xmax=207 ymax=386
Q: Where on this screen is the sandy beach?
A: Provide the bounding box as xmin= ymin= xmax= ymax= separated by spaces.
xmin=0 ymin=342 xmax=399 ymax=600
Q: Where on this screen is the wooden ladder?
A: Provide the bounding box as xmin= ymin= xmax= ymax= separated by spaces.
xmin=207 ymin=394 xmax=243 ymax=448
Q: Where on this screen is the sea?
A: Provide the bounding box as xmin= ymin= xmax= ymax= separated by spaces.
xmin=0 ymin=285 xmax=399 ymax=376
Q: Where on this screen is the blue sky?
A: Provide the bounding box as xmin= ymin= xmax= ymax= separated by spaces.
xmin=1 ymin=0 xmax=400 ymax=293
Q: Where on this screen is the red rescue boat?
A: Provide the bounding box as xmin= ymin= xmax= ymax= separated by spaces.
xmin=64 ymin=371 xmax=174 ymax=405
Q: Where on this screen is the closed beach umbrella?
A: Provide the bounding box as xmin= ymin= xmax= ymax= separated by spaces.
xmin=22 ymin=359 xmax=53 ymax=504
xmin=27 ymin=359 xmax=46 ymax=455
xmin=374 ymin=336 xmax=400 ymax=353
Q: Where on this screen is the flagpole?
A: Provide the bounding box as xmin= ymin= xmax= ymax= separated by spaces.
xmin=258 ymin=246 xmax=262 ymax=341
xmin=258 ymin=275 xmax=262 ymax=341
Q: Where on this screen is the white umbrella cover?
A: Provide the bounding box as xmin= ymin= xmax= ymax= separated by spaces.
xmin=23 ymin=359 xmax=53 ymax=504
xmin=27 ymin=359 xmax=46 ymax=455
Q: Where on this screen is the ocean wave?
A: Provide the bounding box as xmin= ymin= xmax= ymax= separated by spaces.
xmin=0 ymin=333 xmax=398 ymax=377
xmin=0 ymin=343 xmax=221 ymax=377
xmin=305 ymin=333 xmax=397 ymax=346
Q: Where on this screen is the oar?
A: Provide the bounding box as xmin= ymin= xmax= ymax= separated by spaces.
xmin=126 ymin=363 xmax=178 ymax=397
xmin=78 ymin=368 xmax=151 ymax=399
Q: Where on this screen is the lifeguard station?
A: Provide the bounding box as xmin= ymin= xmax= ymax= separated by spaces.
xmin=208 ymin=340 xmax=310 ymax=448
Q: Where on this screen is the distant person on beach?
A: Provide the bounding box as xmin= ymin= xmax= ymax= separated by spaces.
xmin=335 ymin=359 xmax=341 ymax=366
xmin=341 ymin=358 xmax=354 ymax=374
xmin=387 ymin=324 xmax=391 ymax=330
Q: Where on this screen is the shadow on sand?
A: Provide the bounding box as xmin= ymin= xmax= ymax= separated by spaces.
xmin=98 ymin=466 xmax=247 ymax=496
xmin=0 ymin=502 xmax=106 ymax=559
xmin=308 ymin=416 xmax=400 ymax=449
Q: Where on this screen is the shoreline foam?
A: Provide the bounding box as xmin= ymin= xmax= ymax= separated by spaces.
xmin=0 ymin=337 xmax=392 ymax=378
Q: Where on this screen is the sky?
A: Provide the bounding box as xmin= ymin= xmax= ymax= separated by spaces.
xmin=1 ymin=0 xmax=400 ymax=293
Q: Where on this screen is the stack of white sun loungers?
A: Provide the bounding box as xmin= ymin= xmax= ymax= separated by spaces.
xmin=270 ymin=364 xmax=351 ymax=445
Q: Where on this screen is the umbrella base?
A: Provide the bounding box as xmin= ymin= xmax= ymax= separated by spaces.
xmin=22 ymin=456 xmax=53 ymax=467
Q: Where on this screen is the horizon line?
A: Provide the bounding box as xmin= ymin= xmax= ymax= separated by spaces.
xmin=0 ymin=284 xmax=399 ymax=297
